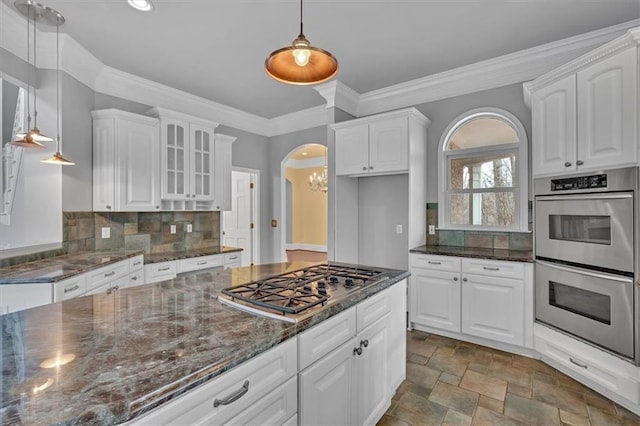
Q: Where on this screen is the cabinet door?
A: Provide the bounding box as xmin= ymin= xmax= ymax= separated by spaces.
xmin=357 ymin=315 xmax=390 ymax=426
xmin=214 ymin=135 xmax=234 ymax=210
xmin=335 ymin=124 xmax=369 ymax=176
xmin=368 ymin=117 xmax=409 ymax=174
xmin=410 ymin=268 xmax=461 ymax=333
xmin=118 ymin=119 xmax=161 ymax=211
xmin=161 ymin=119 xmax=190 ymax=200
xmin=461 ymin=274 xmax=524 ymax=346
xmin=190 ymin=125 xmax=215 ymax=201
xmin=577 ymin=48 xmax=638 ymax=171
xmin=531 ymin=74 xmax=577 ymax=176
xmin=92 ymin=118 xmax=116 ymax=211
xmin=299 ymin=337 xmax=358 ymax=426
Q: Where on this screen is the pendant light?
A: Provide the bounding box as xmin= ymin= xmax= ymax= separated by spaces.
xmin=265 ymin=0 xmax=338 ymax=85
xmin=10 ymin=1 xmax=45 ymax=149
xmin=15 ymin=1 xmax=54 ymax=143
xmin=41 ymin=10 xmax=74 ymax=166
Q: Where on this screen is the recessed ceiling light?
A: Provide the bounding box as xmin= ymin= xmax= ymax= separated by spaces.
xmin=127 ymin=0 xmax=152 ymax=12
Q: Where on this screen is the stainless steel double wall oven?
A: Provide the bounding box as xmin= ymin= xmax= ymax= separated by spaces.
xmin=534 ymin=167 xmax=639 ymax=364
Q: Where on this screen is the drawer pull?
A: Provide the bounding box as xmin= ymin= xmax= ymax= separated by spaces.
xmin=483 ymin=266 xmax=500 ymax=271
xmin=133 ymin=261 xmax=142 ymax=266
xmin=360 ymin=339 xmax=369 ymax=348
xmin=197 ymin=261 xmax=208 ymax=266
xmin=64 ymin=284 xmax=80 ymax=294
xmin=229 ymin=256 xmax=238 ymax=260
xmin=428 ymin=261 xmax=441 ymax=265
xmin=213 ymin=380 xmax=250 ymax=408
xmin=353 ymin=347 xmax=363 ymax=356
xmin=569 ymin=357 xmax=588 ymax=369
xmin=158 ymin=266 xmax=171 ymax=272
xmin=104 ymin=271 xmax=116 ymax=278
xmin=131 ymin=276 xmax=138 ymax=281
xmin=106 ymin=285 xmax=120 ymax=295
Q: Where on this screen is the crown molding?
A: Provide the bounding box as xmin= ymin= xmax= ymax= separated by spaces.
xmin=356 ymin=19 xmax=640 ymax=117
xmin=314 ymin=80 xmax=360 ymax=117
xmin=215 ymin=133 xmax=237 ymax=144
xmin=1 ymin=0 xmax=637 ymax=138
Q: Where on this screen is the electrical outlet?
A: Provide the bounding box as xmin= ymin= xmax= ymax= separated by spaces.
xmin=186 ymin=223 xmax=193 ymax=233
xmin=170 ymin=224 xmax=177 ymax=234
xmin=271 ymin=219 xmax=278 ymax=228
xmin=396 ymin=224 xmax=402 ymax=234
xmin=428 ymin=225 xmax=436 ymax=235
xmin=101 ymin=227 xmax=110 ymax=239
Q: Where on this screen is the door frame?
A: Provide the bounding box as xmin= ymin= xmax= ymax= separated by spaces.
xmin=222 ymin=167 xmax=260 ymax=266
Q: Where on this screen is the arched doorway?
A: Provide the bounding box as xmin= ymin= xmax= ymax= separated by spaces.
xmin=280 ymin=143 xmax=328 ymax=263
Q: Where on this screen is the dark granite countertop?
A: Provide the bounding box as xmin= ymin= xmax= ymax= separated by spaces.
xmin=0 ymin=261 xmax=409 ymax=425
xmin=0 ymin=247 xmax=244 ymax=285
xmin=410 ymin=245 xmax=533 ymax=263
xmin=143 ymin=246 xmax=243 ymax=264
xmin=0 ymin=251 xmax=143 ymax=284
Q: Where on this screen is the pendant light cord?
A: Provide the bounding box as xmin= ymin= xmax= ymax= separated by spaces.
xmin=26 ymin=5 xmax=31 ymax=129
xmin=299 ymin=0 xmax=303 ymax=36
xmin=56 ymin=16 xmax=60 ymax=152
xmin=32 ymin=8 xmax=38 ymax=129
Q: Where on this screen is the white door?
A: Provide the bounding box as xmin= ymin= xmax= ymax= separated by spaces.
xmin=335 ymin=124 xmax=369 ymax=176
xmin=410 ymin=269 xmax=461 ymax=333
xmin=368 ymin=116 xmax=409 ymax=174
xmin=222 ymin=170 xmax=256 ymax=266
xmin=357 ymin=315 xmax=390 ymax=426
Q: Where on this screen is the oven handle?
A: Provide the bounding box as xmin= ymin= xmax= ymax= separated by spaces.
xmin=536 ymin=193 xmax=633 ymax=202
xmin=536 ymin=260 xmax=633 ymax=283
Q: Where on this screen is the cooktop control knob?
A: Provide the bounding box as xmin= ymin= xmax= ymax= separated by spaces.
xmin=345 ymin=278 xmax=354 ymax=287
xmin=329 ymin=276 xmax=338 ymax=284
xmin=303 ymin=285 xmax=312 ymax=292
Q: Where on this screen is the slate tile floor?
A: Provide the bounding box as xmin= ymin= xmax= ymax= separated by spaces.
xmin=378 ymin=330 xmax=640 ymax=426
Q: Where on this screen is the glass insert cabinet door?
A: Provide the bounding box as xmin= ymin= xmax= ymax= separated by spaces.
xmin=190 ymin=127 xmax=214 ymax=200
xmin=163 ymin=121 xmax=188 ymax=199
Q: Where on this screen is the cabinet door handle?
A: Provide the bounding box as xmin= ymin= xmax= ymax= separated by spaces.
xmin=213 ymin=380 xmax=250 ymax=407
xmin=156 ymin=205 xmax=160 ymax=209
xmin=360 ymin=339 xmax=369 ymax=348
xmin=369 ymin=166 xmax=373 ymax=170
xmin=158 ymin=266 xmax=171 ymax=272
xmin=353 ymin=347 xmax=363 ymax=356
xmin=569 ymin=357 xmax=588 ymax=369
xmin=104 ymin=271 xmax=116 ymax=278
xmin=576 ymin=160 xmax=584 ymax=166
xmin=131 ymin=276 xmax=138 ymax=281
xmin=483 ymin=266 xmax=500 ymax=271
xmin=362 ymin=166 xmax=367 ymax=171
xmin=428 ymin=261 xmax=441 ymax=265
xmin=453 ymin=276 xmax=458 ymax=281
xmin=564 ymin=162 xmax=572 ymax=167
xmin=106 ymin=205 xmax=112 ymax=210
xmin=462 ymin=277 xmax=468 ymax=282
xmin=64 ymin=284 xmax=80 ymax=294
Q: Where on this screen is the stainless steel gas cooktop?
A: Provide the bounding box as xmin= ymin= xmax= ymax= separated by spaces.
xmin=217 ymin=264 xmax=387 ymax=322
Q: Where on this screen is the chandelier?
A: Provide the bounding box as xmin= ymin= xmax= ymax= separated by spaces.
xmin=309 ymin=150 xmax=328 ymax=193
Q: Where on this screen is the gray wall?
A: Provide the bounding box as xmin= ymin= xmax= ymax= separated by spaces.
xmin=412 ymin=83 xmax=532 ymax=202
xmin=2 ymin=80 xmax=19 ymax=144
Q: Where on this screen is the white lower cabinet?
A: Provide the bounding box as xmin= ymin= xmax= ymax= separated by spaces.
xmin=410 ymin=254 xmax=533 ymax=350
xmin=144 ymin=260 xmax=178 ymax=284
xmin=129 ymin=337 xmax=298 ymax=425
xmin=299 ymin=280 xmax=406 ymax=426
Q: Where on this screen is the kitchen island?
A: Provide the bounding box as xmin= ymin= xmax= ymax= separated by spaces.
xmin=0 ymin=261 xmax=409 ymax=425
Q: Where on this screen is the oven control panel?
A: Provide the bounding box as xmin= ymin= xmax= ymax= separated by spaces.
xmin=551 ymin=174 xmax=607 ymax=191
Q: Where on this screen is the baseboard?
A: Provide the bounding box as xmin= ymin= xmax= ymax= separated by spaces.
xmin=285 ymin=244 xmax=327 ymax=252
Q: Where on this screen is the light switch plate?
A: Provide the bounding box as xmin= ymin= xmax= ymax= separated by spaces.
xmin=186 ymin=223 xmax=193 ymax=233
xmin=170 ymin=224 xmax=177 ymax=234
xmin=428 ymin=225 xmax=436 ymax=235
xmin=101 ymin=227 xmax=110 ymax=239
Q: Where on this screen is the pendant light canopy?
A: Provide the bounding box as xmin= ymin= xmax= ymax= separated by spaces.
xmin=265 ymin=0 xmax=338 ymax=85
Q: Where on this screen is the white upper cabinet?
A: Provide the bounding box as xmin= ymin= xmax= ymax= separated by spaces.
xmin=213 ymin=134 xmax=236 ymax=211
xmin=92 ymin=109 xmax=161 ymax=212
xmin=148 ymin=108 xmax=224 ymax=210
xmin=526 ymin=28 xmax=639 ymax=176
xmin=333 ymin=110 xmax=424 ymax=177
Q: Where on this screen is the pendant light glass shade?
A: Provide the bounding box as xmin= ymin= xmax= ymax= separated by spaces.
xmin=265 ymin=0 xmax=338 ymax=85
xmin=41 ymin=149 xmax=75 ymax=165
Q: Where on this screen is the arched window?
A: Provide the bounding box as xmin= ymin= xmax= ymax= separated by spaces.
xmin=438 ymin=108 xmax=528 ymax=231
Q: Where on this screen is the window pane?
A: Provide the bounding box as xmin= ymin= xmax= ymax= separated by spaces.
xmin=449 ymin=192 xmax=516 ymax=226
xmin=446 ymin=117 xmax=519 ymax=151
xmin=450 ymin=154 xmax=515 ymax=189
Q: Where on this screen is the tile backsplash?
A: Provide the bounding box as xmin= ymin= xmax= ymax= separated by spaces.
xmin=425 ymin=202 xmax=532 ymax=251
xmin=63 ymin=211 xmax=221 ymax=255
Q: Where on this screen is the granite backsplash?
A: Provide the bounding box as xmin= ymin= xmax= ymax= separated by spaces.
xmin=63 ymin=211 xmax=221 ymax=255
xmin=425 ymin=202 xmax=532 ymax=251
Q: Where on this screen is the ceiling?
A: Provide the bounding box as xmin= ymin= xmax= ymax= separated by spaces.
xmin=3 ymin=0 xmax=639 ymax=119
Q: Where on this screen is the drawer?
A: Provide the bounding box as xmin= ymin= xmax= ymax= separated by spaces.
xmin=534 ymin=324 xmax=640 ymax=405
xmin=224 ymin=376 xmax=297 ymax=426
xmin=357 ymin=285 xmax=393 ymax=332
xmin=298 ymin=307 xmax=357 ymax=370
xmin=86 ymin=261 xmax=129 ymax=293
xmin=411 ymin=254 xmax=461 ymax=272
xmin=128 ymin=270 xmax=145 ymax=288
xmin=224 ymin=252 xmax=242 ymax=265
xmin=462 ymin=258 xmax=524 ymax=279
xmin=129 ymin=255 xmax=144 ymax=272
xmin=144 ymin=261 xmax=177 ymax=283
xmin=178 ymin=255 xmax=224 ymax=274
xmin=53 ymin=275 xmax=87 ymax=302
xmin=130 ymin=338 xmax=297 ymax=425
